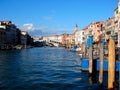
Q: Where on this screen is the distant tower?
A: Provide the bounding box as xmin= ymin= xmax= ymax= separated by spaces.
xmin=74 ymin=24 xmax=79 ymax=33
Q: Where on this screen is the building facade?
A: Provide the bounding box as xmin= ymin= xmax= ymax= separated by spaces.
xmin=62 ymin=34 xmax=69 ymax=47
xmin=0 ymin=21 xmax=33 ymax=49
xmin=0 ymin=21 xmax=21 ymax=45
xmin=118 ymin=0 xmax=120 ymax=47
xmin=83 ymin=21 xmax=104 ymax=43
xmin=0 ymin=27 xmax=6 ymax=46
xmin=75 ymin=30 xmax=85 ymax=46
xmin=21 ymin=31 xmax=28 ymax=46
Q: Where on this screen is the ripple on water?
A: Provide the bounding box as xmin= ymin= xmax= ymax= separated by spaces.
xmin=0 ymin=48 xmax=113 ymax=90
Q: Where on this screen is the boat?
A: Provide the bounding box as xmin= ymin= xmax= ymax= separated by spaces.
xmin=14 ymin=45 xmax=23 ymax=49
xmin=70 ymin=45 xmax=81 ymax=52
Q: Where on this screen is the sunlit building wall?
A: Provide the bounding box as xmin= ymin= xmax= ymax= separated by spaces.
xmin=118 ymin=0 xmax=120 ymax=47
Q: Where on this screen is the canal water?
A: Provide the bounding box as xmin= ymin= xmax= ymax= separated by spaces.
xmin=0 ymin=47 xmax=111 ymax=89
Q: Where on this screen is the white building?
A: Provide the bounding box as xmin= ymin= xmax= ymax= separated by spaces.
xmin=43 ymin=35 xmax=62 ymax=44
xmin=75 ymin=30 xmax=85 ymax=46
xmin=43 ymin=36 xmax=55 ymax=42
xmin=56 ymin=35 xmax=62 ymax=44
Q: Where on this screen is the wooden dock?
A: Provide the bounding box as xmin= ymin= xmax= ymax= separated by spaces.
xmin=81 ymin=59 xmax=120 ymax=72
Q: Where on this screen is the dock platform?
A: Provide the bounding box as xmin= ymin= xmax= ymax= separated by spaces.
xmin=81 ymin=59 xmax=120 ymax=72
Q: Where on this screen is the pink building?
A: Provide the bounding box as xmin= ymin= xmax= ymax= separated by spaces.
xmin=83 ymin=21 xmax=104 ymax=43
xmin=62 ymin=34 xmax=69 ymax=46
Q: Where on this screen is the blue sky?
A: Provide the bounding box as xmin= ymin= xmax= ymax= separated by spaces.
xmin=0 ymin=0 xmax=118 ymax=37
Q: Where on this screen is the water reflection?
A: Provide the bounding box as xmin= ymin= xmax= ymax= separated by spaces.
xmin=0 ymin=47 xmax=110 ymax=89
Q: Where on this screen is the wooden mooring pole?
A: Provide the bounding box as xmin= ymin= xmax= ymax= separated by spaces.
xmin=118 ymin=47 xmax=120 ymax=88
xmin=99 ymin=41 xmax=104 ymax=86
xmin=88 ymin=33 xmax=93 ymax=75
xmin=108 ymin=37 xmax=115 ymax=89
xmin=89 ymin=45 xmax=93 ymax=75
xmin=87 ymin=31 xmax=94 ymax=85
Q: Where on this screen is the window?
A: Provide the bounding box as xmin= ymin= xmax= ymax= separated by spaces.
xmin=82 ymin=37 xmax=85 ymax=40
xmin=97 ymin=30 xmax=100 ymax=32
xmin=116 ymin=10 xmax=118 ymax=14
xmin=97 ymin=25 xmax=99 ymax=27
xmin=82 ymin=32 xmax=84 ymax=35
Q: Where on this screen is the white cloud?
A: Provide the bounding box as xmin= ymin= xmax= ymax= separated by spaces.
xmin=22 ymin=23 xmax=72 ymax=37
xmin=22 ymin=23 xmax=49 ymax=36
xmin=23 ymin=23 xmax=34 ymax=31
xmin=22 ymin=23 xmax=48 ymax=31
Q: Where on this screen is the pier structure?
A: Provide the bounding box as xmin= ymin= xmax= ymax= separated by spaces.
xmin=81 ymin=30 xmax=119 ymax=89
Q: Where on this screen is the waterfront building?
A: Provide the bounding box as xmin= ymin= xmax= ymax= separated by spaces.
xmin=16 ymin=28 xmax=21 ymax=45
xmin=21 ymin=31 xmax=33 ymax=46
xmin=3 ymin=21 xmax=16 ymax=45
xmin=57 ymin=35 xmax=63 ymax=44
xmin=114 ymin=7 xmax=119 ymax=33
xmin=0 ymin=21 xmax=21 ymax=45
xmin=42 ymin=35 xmax=62 ymax=47
xmin=83 ymin=21 xmax=104 ymax=43
xmin=0 ymin=21 xmax=10 ymax=46
xmin=89 ymin=22 xmax=104 ymax=42
xmin=34 ymin=37 xmax=43 ymax=42
xmin=21 ymin=31 xmax=27 ymax=47
xmin=27 ymin=34 xmax=34 ymax=45
xmin=104 ymin=17 xmax=115 ymax=40
xmin=7 ymin=24 xmax=18 ymax=45
xmin=42 ymin=36 xmax=48 ymax=42
xmin=62 ymin=34 xmax=69 ymax=47
xmin=0 ymin=27 xmax=6 ymax=46
xmin=82 ymin=27 xmax=89 ymax=42
xmin=114 ymin=7 xmax=119 ymax=47
xmin=51 ymin=35 xmax=62 ymax=44
xmin=43 ymin=36 xmax=56 ymax=43
xmin=75 ymin=30 xmax=85 ymax=47
xmin=118 ymin=0 xmax=120 ymax=47
xmin=103 ymin=16 xmax=119 ymax=47
xmin=0 ymin=21 xmax=33 ymax=49
xmin=67 ymin=34 xmax=74 ymax=48
xmin=65 ymin=24 xmax=79 ymax=48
